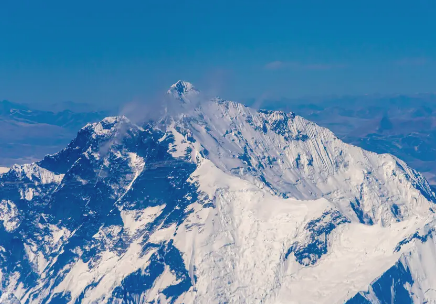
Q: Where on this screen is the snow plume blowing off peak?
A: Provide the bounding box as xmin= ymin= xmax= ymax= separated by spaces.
xmin=120 ymin=80 xmax=203 ymax=126
xmin=109 ymin=80 xmax=204 ymax=154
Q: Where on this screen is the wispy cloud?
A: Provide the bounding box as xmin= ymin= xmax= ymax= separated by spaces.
xmin=265 ymin=61 xmax=289 ymax=70
xmin=265 ymin=61 xmax=346 ymax=71
xmin=394 ymin=57 xmax=429 ymax=66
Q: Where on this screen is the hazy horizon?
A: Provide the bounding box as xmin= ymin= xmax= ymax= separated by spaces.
xmin=1 ymin=0 xmax=435 ymax=107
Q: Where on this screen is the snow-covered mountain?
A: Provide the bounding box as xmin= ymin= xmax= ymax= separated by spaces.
xmin=256 ymin=94 xmax=436 ymax=186
xmin=1 ymin=81 xmax=436 ymax=304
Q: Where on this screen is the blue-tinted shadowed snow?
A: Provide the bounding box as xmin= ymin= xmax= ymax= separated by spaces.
xmin=0 ymin=228 xmax=38 ymax=289
xmin=346 ymin=260 xmax=414 ymax=304
xmin=238 ymin=146 xmax=253 ymax=167
xmin=394 ymin=227 xmax=434 ymax=252
xmin=36 ymin=150 xmax=129 ymax=296
xmin=244 ymin=114 xmax=268 ymax=134
xmin=41 ymin=126 xmax=197 ymax=300
xmin=0 ymin=118 xmax=202 ymax=303
xmin=350 ymin=199 xmax=374 ymax=225
xmin=391 ymin=204 xmax=401 ymax=219
xmin=285 ymin=210 xmax=350 ymax=265
xmin=37 ymin=124 xmax=198 ymax=303
xmin=38 ymin=126 xmax=97 ymax=174
xmin=108 ymin=240 xmax=192 ymax=304
xmin=119 ymin=157 xmax=198 ymax=246
xmin=119 ymin=159 xmax=197 ymax=213
xmin=259 ymin=110 xmax=291 ymax=137
xmin=259 ymin=110 xmax=308 ymax=141
xmin=161 ymin=240 xmax=193 ymax=302
xmin=109 ymin=256 xmax=165 ymax=303
xmin=74 ymin=281 xmax=101 ymax=304
xmin=46 ymin=292 xmax=72 ymax=304
xmin=346 ymin=293 xmax=372 ymax=304
xmin=115 ymin=129 xmax=199 ymax=247
xmin=0 ymin=168 xmax=61 ymax=289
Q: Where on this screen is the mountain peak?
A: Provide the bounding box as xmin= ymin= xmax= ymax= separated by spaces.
xmin=170 ymin=80 xmax=196 ymax=93
xmin=167 ymin=81 xmax=199 ymax=102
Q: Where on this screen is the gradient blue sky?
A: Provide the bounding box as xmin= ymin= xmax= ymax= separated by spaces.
xmin=1 ymin=0 xmax=435 ymax=106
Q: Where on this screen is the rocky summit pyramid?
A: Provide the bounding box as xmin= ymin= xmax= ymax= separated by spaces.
xmin=167 ymin=80 xmax=200 ymax=103
xmin=1 ymin=81 xmax=436 ymax=304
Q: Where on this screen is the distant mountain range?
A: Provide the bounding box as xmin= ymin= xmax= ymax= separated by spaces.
xmin=252 ymin=93 xmax=436 ymax=185
xmin=0 ymin=100 xmax=110 ymax=166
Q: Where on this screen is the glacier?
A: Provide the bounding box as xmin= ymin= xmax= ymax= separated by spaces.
xmin=0 ymin=81 xmax=436 ymax=303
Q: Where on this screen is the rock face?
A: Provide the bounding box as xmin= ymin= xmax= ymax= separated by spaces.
xmin=0 ymin=81 xmax=436 ymax=304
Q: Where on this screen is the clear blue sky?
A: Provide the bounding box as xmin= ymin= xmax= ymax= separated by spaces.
xmin=0 ymin=0 xmax=435 ymax=106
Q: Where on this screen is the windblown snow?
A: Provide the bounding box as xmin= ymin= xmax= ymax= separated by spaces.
xmin=0 ymin=81 xmax=435 ymax=304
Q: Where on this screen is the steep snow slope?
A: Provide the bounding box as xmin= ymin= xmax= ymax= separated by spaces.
xmin=0 ymin=81 xmax=435 ymax=304
xmin=174 ymin=99 xmax=433 ymax=226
